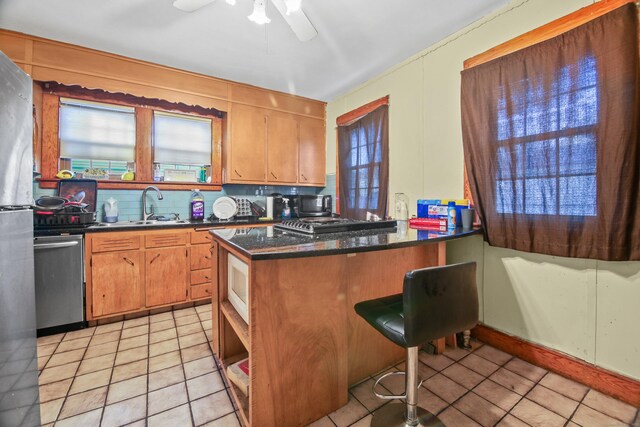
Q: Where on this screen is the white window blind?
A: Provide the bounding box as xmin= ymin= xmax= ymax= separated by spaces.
xmin=59 ymin=98 xmax=136 ymax=162
xmin=153 ymin=111 xmax=212 ymax=165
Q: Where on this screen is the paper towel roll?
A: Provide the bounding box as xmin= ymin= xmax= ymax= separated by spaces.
xmin=266 ymin=196 xmax=274 ymax=218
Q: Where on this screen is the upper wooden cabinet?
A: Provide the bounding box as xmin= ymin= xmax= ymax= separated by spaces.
xmin=226 ymin=106 xmax=326 ymax=186
xmin=299 ymin=117 xmax=326 ymax=185
xmin=229 ymin=104 xmax=267 ymax=182
xmin=267 ymin=112 xmax=299 ymax=184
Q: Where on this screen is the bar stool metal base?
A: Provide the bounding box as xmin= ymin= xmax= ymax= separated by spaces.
xmin=371 ymin=403 xmax=444 ymax=427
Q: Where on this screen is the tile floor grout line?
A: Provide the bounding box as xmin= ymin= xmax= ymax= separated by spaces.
xmin=174 ymin=306 xmax=198 ymax=427
xmin=52 ymin=325 xmax=99 ymax=424
xmin=96 ymin=316 xmax=125 ymax=427
xmin=431 ymin=351 xmax=515 ymax=423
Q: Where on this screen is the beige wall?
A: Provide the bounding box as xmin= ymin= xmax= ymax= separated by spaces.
xmin=326 ymin=0 xmax=640 ymax=381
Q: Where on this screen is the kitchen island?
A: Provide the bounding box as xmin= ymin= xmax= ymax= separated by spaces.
xmin=209 ymin=223 xmax=481 ymax=427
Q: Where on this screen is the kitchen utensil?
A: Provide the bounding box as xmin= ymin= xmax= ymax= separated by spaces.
xmin=235 ymin=198 xmax=252 ymax=217
xmin=213 ymin=196 xmax=237 ymax=220
xmin=35 ymin=196 xmax=67 ymax=210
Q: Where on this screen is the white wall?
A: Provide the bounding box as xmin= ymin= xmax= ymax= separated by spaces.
xmin=326 ymin=0 xmax=640 ymax=381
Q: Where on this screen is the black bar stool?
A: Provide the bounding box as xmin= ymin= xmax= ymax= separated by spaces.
xmin=354 ymin=262 xmax=479 ymax=427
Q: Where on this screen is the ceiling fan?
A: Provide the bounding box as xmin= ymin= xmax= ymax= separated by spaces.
xmin=172 ymin=0 xmax=318 ymax=42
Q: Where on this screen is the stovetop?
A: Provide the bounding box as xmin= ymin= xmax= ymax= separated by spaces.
xmin=274 ymin=217 xmax=397 ymax=234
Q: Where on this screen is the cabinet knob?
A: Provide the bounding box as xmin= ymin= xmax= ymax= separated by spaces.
xmin=301 ymin=173 xmax=308 ymax=181
xmin=123 ymin=257 xmax=134 ymax=266
xmin=270 ymin=171 xmax=278 ymax=180
xmin=234 ymin=169 xmax=242 ymax=177
xmin=150 ymin=253 xmax=161 ymax=264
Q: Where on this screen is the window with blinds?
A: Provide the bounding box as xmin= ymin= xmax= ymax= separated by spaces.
xmin=59 ymin=98 xmax=136 ymax=176
xmin=153 ymin=111 xmax=212 ymax=169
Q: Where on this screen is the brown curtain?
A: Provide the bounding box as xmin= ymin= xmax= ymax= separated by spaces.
xmin=461 ymin=4 xmax=639 ymax=261
xmin=338 ymin=105 xmax=389 ymax=220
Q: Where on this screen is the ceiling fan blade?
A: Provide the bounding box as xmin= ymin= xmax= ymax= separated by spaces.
xmin=270 ymin=0 xmax=318 ymax=42
xmin=173 ymin=0 xmax=216 ymax=12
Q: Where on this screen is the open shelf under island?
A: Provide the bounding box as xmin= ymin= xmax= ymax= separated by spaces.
xmin=209 ymin=222 xmax=482 ymax=426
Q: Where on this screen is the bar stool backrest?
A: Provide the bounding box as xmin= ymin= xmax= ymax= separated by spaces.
xmin=402 ymin=261 xmax=479 ymax=347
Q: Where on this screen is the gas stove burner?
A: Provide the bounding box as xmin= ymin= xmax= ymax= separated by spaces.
xmin=275 ymin=218 xmax=397 ymax=234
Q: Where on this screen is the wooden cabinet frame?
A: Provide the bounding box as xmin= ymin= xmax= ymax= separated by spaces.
xmin=38 ymin=86 xmax=224 ymax=190
xmin=85 ymin=227 xmax=215 ymax=320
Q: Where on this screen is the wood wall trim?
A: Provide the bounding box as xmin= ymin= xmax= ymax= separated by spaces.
xmin=135 ymin=108 xmax=153 ymax=182
xmin=40 ymin=93 xmax=59 ymax=180
xmin=0 ymin=29 xmax=326 ymax=119
xmin=464 ymin=0 xmax=637 ymax=69
xmin=474 ymin=324 xmax=640 ymax=407
xmin=336 ymin=95 xmax=389 ymax=126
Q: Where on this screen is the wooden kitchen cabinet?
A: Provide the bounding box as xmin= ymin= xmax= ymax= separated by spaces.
xmin=229 ymin=104 xmax=267 ymax=182
xmin=90 ymin=250 xmax=143 ymax=318
xmin=145 ymin=246 xmax=189 ymax=307
xmin=299 ymin=117 xmax=326 ymax=185
xmin=191 ymin=244 xmax=213 ymax=270
xmin=85 ymin=227 xmax=216 ymax=320
xmin=226 ymin=105 xmax=326 ymax=186
xmin=267 ymin=112 xmax=298 ymax=184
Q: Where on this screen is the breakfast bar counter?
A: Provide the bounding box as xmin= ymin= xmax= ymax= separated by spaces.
xmin=210 ymin=221 xmax=481 ymax=260
xmin=208 ymin=223 xmax=480 ymax=427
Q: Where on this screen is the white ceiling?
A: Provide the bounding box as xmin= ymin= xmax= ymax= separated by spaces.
xmin=0 ymin=0 xmax=509 ymax=101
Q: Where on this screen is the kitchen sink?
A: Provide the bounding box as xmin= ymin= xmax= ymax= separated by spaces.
xmin=93 ymin=219 xmax=191 ymax=228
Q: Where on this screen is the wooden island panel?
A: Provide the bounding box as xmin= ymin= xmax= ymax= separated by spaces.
xmin=251 ymin=254 xmax=348 ymax=427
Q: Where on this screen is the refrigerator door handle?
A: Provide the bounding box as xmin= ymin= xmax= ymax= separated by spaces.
xmin=34 ymin=241 xmax=79 ymax=250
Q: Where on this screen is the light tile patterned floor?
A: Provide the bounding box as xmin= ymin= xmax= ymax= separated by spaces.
xmin=37 ymin=304 xmax=640 ymax=427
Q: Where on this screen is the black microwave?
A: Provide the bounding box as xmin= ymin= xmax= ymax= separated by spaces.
xmin=289 ymin=195 xmax=332 ymax=217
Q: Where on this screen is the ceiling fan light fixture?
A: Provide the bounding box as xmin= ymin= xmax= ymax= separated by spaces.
xmin=284 ymin=0 xmax=301 ymax=15
xmin=225 ymin=0 xmax=236 ymax=5
xmin=248 ymin=0 xmax=271 ymax=24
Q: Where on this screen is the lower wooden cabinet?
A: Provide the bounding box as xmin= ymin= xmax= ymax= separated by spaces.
xmin=90 ymin=250 xmax=143 ymax=318
xmin=86 ymin=228 xmax=215 ymax=320
xmin=145 ymin=246 xmax=189 ymax=307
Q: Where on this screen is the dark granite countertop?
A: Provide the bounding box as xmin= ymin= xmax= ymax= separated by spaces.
xmin=210 ymin=221 xmax=482 ymax=260
xmin=33 ymin=218 xmax=278 ymax=237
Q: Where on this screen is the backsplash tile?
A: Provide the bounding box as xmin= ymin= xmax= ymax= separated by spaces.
xmin=33 ymin=180 xmax=329 ymax=221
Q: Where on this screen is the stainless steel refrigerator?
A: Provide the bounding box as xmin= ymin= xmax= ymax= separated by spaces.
xmin=0 ymin=50 xmax=41 ymax=427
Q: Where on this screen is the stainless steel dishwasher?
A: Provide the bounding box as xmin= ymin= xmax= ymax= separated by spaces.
xmin=33 ymin=234 xmax=85 ymax=332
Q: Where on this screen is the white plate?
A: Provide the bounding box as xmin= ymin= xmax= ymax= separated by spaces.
xmin=213 ymin=196 xmax=237 ymax=220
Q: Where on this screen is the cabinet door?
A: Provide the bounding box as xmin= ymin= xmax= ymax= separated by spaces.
xmin=298 ymin=117 xmax=326 ymax=185
xmin=91 ymin=251 xmax=142 ymax=317
xmin=229 ymin=104 xmax=267 ymax=182
xmin=146 ymin=246 xmax=189 ymax=307
xmin=267 ymin=113 xmax=298 ymax=184
xmin=191 ymin=244 xmax=213 ymax=270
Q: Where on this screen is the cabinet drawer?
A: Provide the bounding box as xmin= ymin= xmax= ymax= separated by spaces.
xmin=145 ymin=232 xmax=188 ymax=248
xmin=191 ymin=230 xmax=214 ymax=245
xmin=191 ymin=283 xmax=212 ymax=300
xmin=191 ymin=268 xmax=214 ymax=285
xmin=91 ymin=234 xmax=141 ymax=253
xmin=191 ymin=244 xmax=213 ymax=270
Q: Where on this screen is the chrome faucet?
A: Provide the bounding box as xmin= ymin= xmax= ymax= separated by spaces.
xmin=142 ymin=186 xmax=164 ymax=221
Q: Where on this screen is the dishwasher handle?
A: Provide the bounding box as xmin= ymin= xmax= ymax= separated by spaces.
xmin=34 ymin=241 xmax=79 ymax=250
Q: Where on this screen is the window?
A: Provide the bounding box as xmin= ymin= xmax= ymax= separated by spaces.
xmin=153 ymin=111 xmax=212 ymax=180
xmin=495 ymin=56 xmax=598 ymax=217
xmin=461 ymin=3 xmax=639 ymax=260
xmin=59 ymin=98 xmax=136 ymax=177
xmin=337 ymin=101 xmax=389 ymax=220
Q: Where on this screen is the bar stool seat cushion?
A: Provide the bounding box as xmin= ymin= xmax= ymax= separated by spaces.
xmin=355 ymin=294 xmax=407 ymax=348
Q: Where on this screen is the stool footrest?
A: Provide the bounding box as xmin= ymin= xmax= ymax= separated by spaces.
xmin=373 ymin=371 xmax=424 ymax=400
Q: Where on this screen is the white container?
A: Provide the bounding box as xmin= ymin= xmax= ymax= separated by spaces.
xmin=266 ymin=196 xmax=274 ymax=219
xmin=104 ymin=197 xmax=118 ymax=223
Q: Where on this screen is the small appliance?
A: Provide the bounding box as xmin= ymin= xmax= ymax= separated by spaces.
xmin=288 ymin=195 xmax=332 ymax=217
xmin=228 ymin=253 xmax=249 ymax=323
